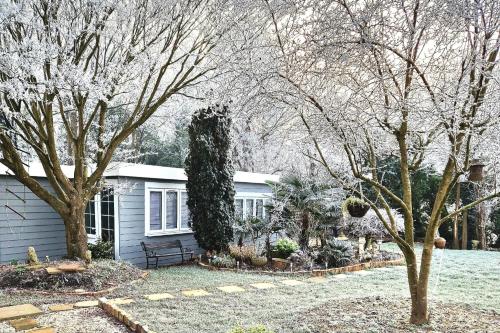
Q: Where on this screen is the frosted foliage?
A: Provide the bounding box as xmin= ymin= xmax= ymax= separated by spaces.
xmin=344 ymin=209 xmax=405 ymax=239
xmin=0 ymin=0 xmax=239 ymax=168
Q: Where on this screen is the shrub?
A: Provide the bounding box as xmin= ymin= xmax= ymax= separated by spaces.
xmin=211 ymin=254 xmax=236 ymax=268
xmin=88 ymin=239 xmax=114 ymax=259
xmin=318 ymin=239 xmax=354 ymax=267
xmin=228 ymin=325 xmax=274 ymax=333
xmin=229 ymin=244 xmax=256 ymax=263
xmin=186 ymin=105 xmax=235 ymax=252
xmin=251 ymin=256 xmax=268 ymax=267
xmin=271 ymin=238 xmax=299 ymax=259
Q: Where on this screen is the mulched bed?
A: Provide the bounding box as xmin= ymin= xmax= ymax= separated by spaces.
xmin=0 ymin=259 xmax=144 ymax=292
xmin=201 ymin=250 xmax=403 ymax=274
xmin=281 ymin=296 xmax=499 ymax=332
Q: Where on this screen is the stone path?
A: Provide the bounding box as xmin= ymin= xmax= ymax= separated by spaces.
xmin=0 ymin=266 xmax=401 ymax=332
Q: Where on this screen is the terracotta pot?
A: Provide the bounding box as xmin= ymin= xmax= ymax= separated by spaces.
xmin=271 ymin=258 xmax=290 ymax=271
xmin=434 ymin=237 xmax=446 ymax=249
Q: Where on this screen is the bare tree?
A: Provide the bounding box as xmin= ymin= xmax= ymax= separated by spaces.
xmin=0 ymin=0 xmax=232 ymax=258
xmin=260 ymin=0 xmax=500 ymax=324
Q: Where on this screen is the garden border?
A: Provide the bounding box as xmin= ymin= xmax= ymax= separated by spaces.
xmin=99 ymin=297 xmax=156 ymax=333
xmin=197 ymin=257 xmax=405 ymax=276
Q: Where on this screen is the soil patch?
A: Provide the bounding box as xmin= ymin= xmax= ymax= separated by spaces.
xmin=281 ymin=296 xmax=499 ymax=332
xmin=0 ymin=260 xmax=144 ymax=292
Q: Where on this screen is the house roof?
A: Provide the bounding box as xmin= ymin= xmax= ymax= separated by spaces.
xmin=0 ymin=162 xmax=280 ymax=184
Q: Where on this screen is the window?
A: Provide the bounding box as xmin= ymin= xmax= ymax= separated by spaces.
xmin=85 ymin=187 xmax=115 ymax=243
xmin=145 ymin=183 xmax=191 ymax=236
xmin=100 ymin=188 xmax=115 ymax=242
xmin=85 ymin=197 xmax=97 ymax=235
xmin=235 ymin=199 xmax=244 ymax=220
xmin=235 ymin=195 xmax=269 ymax=220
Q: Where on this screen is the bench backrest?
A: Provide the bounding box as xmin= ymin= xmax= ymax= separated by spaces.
xmin=141 ymin=240 xmax=183 ymax=253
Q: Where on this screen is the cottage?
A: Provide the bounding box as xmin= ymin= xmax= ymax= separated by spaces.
xmin=0 ymin=163 xmax=278 ymax=267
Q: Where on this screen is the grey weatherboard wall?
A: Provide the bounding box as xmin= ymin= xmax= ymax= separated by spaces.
xmin=0 ymin=174 xmax=274 ymax=266
xmin=117 ymin=177 xmax=273 ymax=268
xmin=0 ymin=176 xmax=67 ymax=263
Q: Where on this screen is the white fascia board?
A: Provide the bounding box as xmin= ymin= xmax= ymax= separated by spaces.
xmin=0 ymin=161 xmax=280 ymax=185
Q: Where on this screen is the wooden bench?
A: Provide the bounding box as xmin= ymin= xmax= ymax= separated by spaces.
xmin=140 ymin=240 xmax=194 ymax=269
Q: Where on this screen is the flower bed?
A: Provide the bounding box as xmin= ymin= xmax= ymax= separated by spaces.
xmin=197 ymin=256 xmax=404 ymax=276
xmin=0 ymin=259 xmax=146 ymax=294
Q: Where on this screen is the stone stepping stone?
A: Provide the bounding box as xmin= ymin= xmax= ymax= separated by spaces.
xmin=144 ymin=293 xmax=175 ymax=301
xmin=352 ymin=270 xmax=372 ymax=275
xmin=333 ymin=274 xmax=348 ymax=279
xmin=217 ymin=285 xmax=246 ymax=293
xmin=26 ymin=328 xmax=55 ymax=333
xmin=280 ymin=279 xmax=305 ymax=286
xmin=74 ymin=300 xmax=99 ymax=308
xmin=181 ymin=289 xmax=211 ymax=297
xmin=57 ymin=263 xmax=86 ymax=272
xmin=108 ymin=298 xmax=135 ymax=305
xmin=9 ymin=318 xmax=38 ymax=330
xmin=48 ymin=304 xmax=74 ymax=312
xmin=307 ymin=277 xmax=327 ymax=283
xmin=46 ymin=267 xmax=62 ymax=275
xmin=250 ymin=282 xmax=276 ymax=290
xmin=375 ymin=268 xmax=391 ymax=271
xmin=0 ymin=304 xmax=43 ymax=321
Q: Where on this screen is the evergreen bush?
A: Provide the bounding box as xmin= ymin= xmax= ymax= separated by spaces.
xmin=185 ymin=105 xmax=235 ymax=252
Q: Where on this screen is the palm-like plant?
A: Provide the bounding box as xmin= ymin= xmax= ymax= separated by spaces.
xmin=269 ymin=175 xmax=342 ymax=250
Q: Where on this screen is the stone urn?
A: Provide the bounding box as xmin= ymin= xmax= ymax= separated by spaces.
xmin=434 ymin=237 xmax=446 ymax=249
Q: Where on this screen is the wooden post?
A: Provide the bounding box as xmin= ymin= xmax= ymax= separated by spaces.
xmin=461 ymin=210 xmax=468 ymax=250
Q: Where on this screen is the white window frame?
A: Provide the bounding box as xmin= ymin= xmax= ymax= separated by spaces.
xmin=235 ymin=192 xmax=271 ymax=219
xmin=144 ymin=182 xmax=192 ymax=236
xmin=86 ymin=188 xmax=116 ymax=244
xmin=86 ymin=193 xmax=101 ymax=243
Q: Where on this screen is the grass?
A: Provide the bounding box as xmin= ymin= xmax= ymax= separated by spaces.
xmin=1 ymin=246 xmax=498 ymax=332
xmin=118 ymin=247 xmax=499 ymax=332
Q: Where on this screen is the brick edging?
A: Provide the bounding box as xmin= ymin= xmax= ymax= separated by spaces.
xmin=98 ymin=297 xmax=155 ymax=333
xmin=197 ymin=257 xmax=405 ymax=276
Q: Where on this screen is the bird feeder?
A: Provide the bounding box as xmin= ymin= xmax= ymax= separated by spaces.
xmin=468 ymin=159 xmax=486 ymax=182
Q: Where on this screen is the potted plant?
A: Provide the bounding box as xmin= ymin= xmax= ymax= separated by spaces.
xmin=343 ymin=197 xmax=370 ymax=218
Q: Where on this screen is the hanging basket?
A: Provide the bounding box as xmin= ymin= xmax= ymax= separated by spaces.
xmin=345 ymin=200 xmax=370 ymax=218
xmin=434 ymin=237 xmax=446 ymax=249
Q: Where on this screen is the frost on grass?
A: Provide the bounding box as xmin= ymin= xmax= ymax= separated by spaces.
xmin=119 ymin=249 xmax=499 ymax=333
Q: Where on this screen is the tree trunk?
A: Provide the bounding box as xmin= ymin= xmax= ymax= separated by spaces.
xmin=410 ymin=289 xmax=429 ymax=324
xmin=453 ymin=182 xmax=460 ymax=249
xmin=410 ymin=241 xmax=433 ymax=324
xmin=299 ymin=212 xmax=310 ymax=250
xmin=461 ymin=210 xmax=468 ymax=249
xmin=63 ymin=203 xmax=89 ymax=259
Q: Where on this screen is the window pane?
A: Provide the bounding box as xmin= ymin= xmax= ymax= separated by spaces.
xmin=246 ymin=199 xmax=254 ymax=218
xmin=85 ymin=198 xmax=96 ymax=235
xmin=256 ymin=199 xmax=264 ymax=219
xmin=181 ymin=192 xmax=191 ymax=229
xmin=235 ymin=199 xmax=244 ymax=220
xmin=149 ymin=191 xmax=162 ymax=230
xmin=100 ymin=187 xmax=115 ymax=242
xmin=166 ymin=191 xmax=178 ymax=229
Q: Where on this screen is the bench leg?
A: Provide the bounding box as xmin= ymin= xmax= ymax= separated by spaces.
xmin=155 ymin=257 xmax=159 ymax=269
xmin=146 ymin=257 xmax=150 ymax=270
